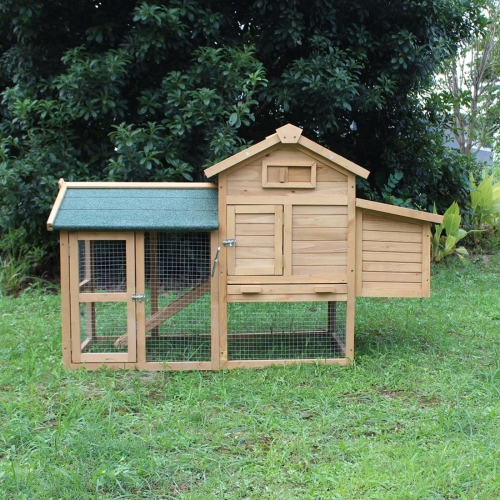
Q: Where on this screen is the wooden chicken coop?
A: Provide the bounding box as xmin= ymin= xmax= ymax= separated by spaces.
xmin=47 ymin=124 xmax=443 ymax=370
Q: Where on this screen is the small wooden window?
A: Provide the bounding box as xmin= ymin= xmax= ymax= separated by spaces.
xmin=262 ymin=161 xmax=316 ymax=189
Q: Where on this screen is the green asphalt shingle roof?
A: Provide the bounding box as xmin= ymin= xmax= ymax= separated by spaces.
xmin=51 ymin=188 xmax=218 ymax=231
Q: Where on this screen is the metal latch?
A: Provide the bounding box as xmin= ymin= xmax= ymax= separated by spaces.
xmin=212 ymin=247 xmax=220 ymax=277
xmin=131 ymin=294 xmax=145 ymax=302
xmin=223 ymin=239 xmax=236 ymax=247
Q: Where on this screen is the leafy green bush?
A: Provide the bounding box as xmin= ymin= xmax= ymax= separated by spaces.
xmin=431 ymin=202 xmax=470 ymax=262
xmin=467 ymin=173 xmax=500 ymax=230
xmin=0 ymin=228 xmax=45 ymax=295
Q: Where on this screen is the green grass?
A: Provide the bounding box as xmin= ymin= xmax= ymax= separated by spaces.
xmin=1 ymin=255 xmax=500 ymax=499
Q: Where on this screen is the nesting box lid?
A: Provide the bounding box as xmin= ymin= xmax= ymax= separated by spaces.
xmin=47 ymin=181 xmax=219 ymax=231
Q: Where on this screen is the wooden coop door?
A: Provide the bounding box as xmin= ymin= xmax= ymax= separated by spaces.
xmin=69 ymin=232 xmax=137 ymax=364
xmin=227 ymin=205 xmax=283 ymax=276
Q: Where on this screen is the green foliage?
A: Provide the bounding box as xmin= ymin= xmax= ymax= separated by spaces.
xmin=0 ymin=0 xmax=485 ymax=267
xmin=0 ymin=228 xmax=44 ymax=295
xmin=468 ymin=173 xmax=500 ymax=229
xmin=431 ymin=202 xmax=470 ymax=262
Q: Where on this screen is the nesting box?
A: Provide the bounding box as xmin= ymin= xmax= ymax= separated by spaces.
xmin=47 ymin=124 xmax=443 ymax=370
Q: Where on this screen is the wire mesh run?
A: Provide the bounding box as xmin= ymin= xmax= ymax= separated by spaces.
xmin=144 ymin=232 xmax=211 ymax=363
xmin=227 ymin=301 xmax=347 ymax=360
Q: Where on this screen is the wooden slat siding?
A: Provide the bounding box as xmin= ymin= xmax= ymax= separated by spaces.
xmin=293 ymin=240 xmax=347 ymax=253
xmin=237 ymin=236 xmax=275 ymax=247
xmin=363 ymin=262 xmax=422 ymax=272
xmin=60 ymin=232 xmax=72 ymax=367
xmin=293 ymin=254 xmax=347 ymax=266
xmin=363 ymin=230 xmax=422 ymax=243
xmin=362 ymin=251 xmax=421 ymax=263
xmin=228 ymin=180 xmax=347 ymax=198
xmin=360 ymin=212 xmax=426 ymax=297
xmin=293 ymin=266 xmax=347 ymax=275
xmin=293 ymin=228 xmax=347 ymax=241
xmin=294 ymin=205 xmax=347 ymax=215
xmin=291 ymin=205 xmax=348 ymax=277
xmin=362 ymin=214 xmax=422 ymax=233
xmin=363 ymin=272 xmax=422 ymax=283
xmin=236 ymin=223 xmax=275 ymax=235
xmin=363 ymin=241 xmax=423 ymax=253
xmin=293 ymin=214 xmax=348 ymax=228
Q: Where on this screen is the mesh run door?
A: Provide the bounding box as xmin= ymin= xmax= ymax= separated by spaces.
xmin=69 ymin=232 xmax=136 ymax=364
xmin=143 ymin=232 xmax=212 ymax=364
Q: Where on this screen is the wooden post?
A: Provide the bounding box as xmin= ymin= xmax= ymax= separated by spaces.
xmin=135 ymin=232 xmax=146 ymax=366
xmin=60 ymin=232 xmax=72 ymax=366
xmin=327 ymin=301 xmax=337 ymax=333
xmin=85 ymin=240 xmax=96 ymax=342
xmin=218 ymin=172 xmax=228 ymax=367
xmin=211 ymin=231 xmax=220 ymax=369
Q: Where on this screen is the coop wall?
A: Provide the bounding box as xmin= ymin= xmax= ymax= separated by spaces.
xmin=356 ymin=209 xmax=430 ymax=297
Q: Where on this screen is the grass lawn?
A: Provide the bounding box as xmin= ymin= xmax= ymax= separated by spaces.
xmin=1 ymin=255 xmax=500 ymax=499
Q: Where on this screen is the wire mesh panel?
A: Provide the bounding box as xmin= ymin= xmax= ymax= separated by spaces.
xmin=78 ymin=240 xmax=127 ymax=293
xmin=227 ymin=301 xmax=346 ymax=360
xmin=144 ymin=232 xmax=212 ymax=363
xmin=80 ymin=302 xmax=128 ymax=353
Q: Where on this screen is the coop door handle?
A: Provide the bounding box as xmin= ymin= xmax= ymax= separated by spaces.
xmin=211 ymin=247 xmax=220 ymax=277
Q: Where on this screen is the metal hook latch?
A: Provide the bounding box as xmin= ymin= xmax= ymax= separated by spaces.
xmin=211 ymin=247 xmax=220 ymax=277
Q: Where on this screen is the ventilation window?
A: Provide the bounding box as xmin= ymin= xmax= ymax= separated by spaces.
xmin=262 ymin=161 xmax=316 ymax=189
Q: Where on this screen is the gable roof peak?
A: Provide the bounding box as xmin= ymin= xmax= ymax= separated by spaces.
xmin=276 ymin=123 xmax=302 ymax=143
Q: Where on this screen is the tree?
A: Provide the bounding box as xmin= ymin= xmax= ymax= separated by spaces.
xmin=436 ymin=0 xmax=500 ymax=155
xmin=0 ymin=0 xmax=482 ymax=267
